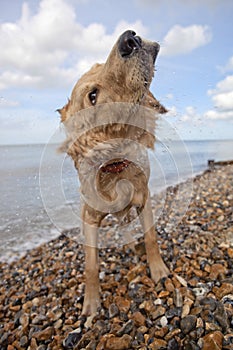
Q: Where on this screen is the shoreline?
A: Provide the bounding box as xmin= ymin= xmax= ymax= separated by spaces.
xmin=0 ymin=158 xmax=228 ymax=264
xmin=0 ymin=162 xmax=233 ymax=349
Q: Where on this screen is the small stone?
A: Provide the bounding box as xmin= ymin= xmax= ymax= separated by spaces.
xmin=32 ymin=314 xmax=47 ymax=325
xmin=192 ymin=284 xmax=209 ymax=297
xmin=173 ymin=288 xmax=183 ymax=307
xmin=47 ymin=308 xmax=63 ymax=321
xmin=174 ymin=274 xmax=188 ymax=287
xmin=115 ymin=296 xmax=130 ymax=313
xmin=63 ymin=328 xmax=82 ymax=349
xmin=164 ymin=278 xmax=175 ymax=292
xmin=117 ymin=320 xmax=134 ymax=336
xmin=224 ymin=333 xmax=233 ymax=346
xmin=202 ymin=331 xmax=224 ymax=350
xmin=211 ymin=247 xmax=224 ymax=260
xmin=209 ymin=264 xmax=226 ymax=280
xmin=158 ymin=290 xmax=170 ymax=298
xmin=196 ymin=317 xmax=204 ymax=328
xmin=227 ymin=247 xmax=233 ymax=258
xmin=33 ymin=326 xmax=54 ymax=341
xmin=154 ymin=326 xmax=169 ymax=338
xmin=205 ymin=322 xmax=221 ymax=332
xmin=32 ymin=297 xmax=40 ymax=306
xmin=160 ymin=316 xmax=168 ymax=327
xmin=20 ymin=335 xmax=28 ymax=347
xmin=19 ymin=313 xmax=29 ymax=328
xmin=215 ymin=283 xmax=233 ymax=299
xmin=217 ymin=215 xmax=224 ymax=222
xmin=180 ymin=315 xmax=197 ymax=334
xmin=200 ymin=297 xmax=217 ymax=311
xmin=181 ymin=303 xmax=190 ymax=318
xmin=151 ymin=306 xmax=166 ymax=320
xmin=139 ymin=300 xmax=155 ymax=313
xmin=9 ymin=304 xmax=21 ymax=312
xmin=165 ymin=328 xmax=181 ymax=341
xmin=167 ymin=338 xmax=180 ymax=350
xmin=140 ymin=275 xmax=155 ymax=288
xmin=131 ymin=311 xmax=146 ymax=326
xmin=214 ymin=302 xmax=229 ymax=331
xmin=105 ymin=334 xmax=132 ymax=350
xmin=7 ymin=346 xmax=15 ymax=350
xmin=148 ymin=338 xmax=167 ymax=349
xmin=109 ymin=303 xmax=119 ymax=318
xmin=138 ymin=326 xmax=148 ymax=334
xmin=29 ymin=338 xmax=38 ymax=350
xmin=54 ymin=319 xmax=63 ymax=329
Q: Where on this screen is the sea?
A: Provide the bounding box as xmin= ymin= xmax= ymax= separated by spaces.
xmin=0 ymin=139 xmax=232 ymax=262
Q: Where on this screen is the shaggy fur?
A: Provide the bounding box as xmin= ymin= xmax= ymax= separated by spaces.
xmin=59 ymin=30 xmax=169 ymax=319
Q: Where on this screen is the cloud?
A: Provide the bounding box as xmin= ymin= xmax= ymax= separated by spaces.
xmin=161 ymin=25 xmax=212 ymax=56
xmin=204 ymin=109 xmax=233 ymax=120
xmin=0 ymin=0 xmax=147 ymax=91
xmin=206 ymin=74 xmax=233 ymax=119
xmin=220 ymin=56 xmax=233 ymax=73
xmin=136 ymin=0 xmax=233 ymax=10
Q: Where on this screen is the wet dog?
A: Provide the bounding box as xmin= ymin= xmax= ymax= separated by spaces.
xmin=59 ymin=30 xmax=169 ymax=323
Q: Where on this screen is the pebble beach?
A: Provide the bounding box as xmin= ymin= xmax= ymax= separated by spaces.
xmin=0 ymin=163 xmax=233 ymax=350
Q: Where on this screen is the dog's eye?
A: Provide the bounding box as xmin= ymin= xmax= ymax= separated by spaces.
xmin=89 ymin=88 xmax=98 ymax=105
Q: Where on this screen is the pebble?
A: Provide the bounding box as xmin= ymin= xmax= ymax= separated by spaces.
xmin=180 ymin=315 xmax=197 ymax=334
xmin=148 ymin=338 xmax=167 ymax=349
xmin=105 ymin=334 xmax=132 ymax=350
xmin=0 ymin=164 xmax=232 ymax=349
xmin=202 ymin=331 xmax=224 ymax=350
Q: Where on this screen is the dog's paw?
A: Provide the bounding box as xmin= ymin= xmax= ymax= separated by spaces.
xmin=150 ymin=262 xmax=169 ymax=283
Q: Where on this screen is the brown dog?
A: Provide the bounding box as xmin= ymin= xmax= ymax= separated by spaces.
xmin=59 ymin=30 xmax=169 ymax=321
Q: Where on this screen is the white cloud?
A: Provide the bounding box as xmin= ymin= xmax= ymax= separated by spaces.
xmin=220 ymin=56 xmax=233 ymax=73
xmin=212 ymin=91 xmax=233 ymax=111
xmin=179 ymin=106 xmax=202 ymax=123
xmin=174 ymin=73 xmax=233 ymax=123
xmin=208 ymin=75 xmax=233 ymax=95
xmin=206 ymin=74 xmax=233 ymax=119
xmin=204 ymin=109 xmax=233 ymax=120
xmin=161 ymin=24 xmax=212 ymax=56
xmin=0 ymin=0 xmax=147 ymax=91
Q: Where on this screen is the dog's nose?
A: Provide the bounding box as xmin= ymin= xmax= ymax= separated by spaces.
xmin=118 ymin=30 xmax=142 ymax=57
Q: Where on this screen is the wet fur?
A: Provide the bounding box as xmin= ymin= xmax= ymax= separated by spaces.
xmin=59 ymin=31 xmax=169 ymax=320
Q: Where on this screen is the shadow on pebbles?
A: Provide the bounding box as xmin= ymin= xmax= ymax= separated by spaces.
xmin=0 ymin=164 xmax=233 ymax=349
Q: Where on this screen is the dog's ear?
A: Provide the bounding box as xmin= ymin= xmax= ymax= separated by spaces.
xmin=57 ymin=99 xmax=71 ymax=122
xmin=143 ymin=91 xmax=167 ymax=114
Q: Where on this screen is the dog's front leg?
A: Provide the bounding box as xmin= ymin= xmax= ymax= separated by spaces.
xmin=138 ymin=195 xmax=169 ymax=283
xmin=82 ymin=218 xmax=100 ymax=318
xmin=63 ymin=212 xmax=100 ymax=348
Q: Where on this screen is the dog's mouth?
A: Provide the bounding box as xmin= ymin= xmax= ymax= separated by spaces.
xmin=118 ymin=30 xmax=160 ymax=64
xmin=100 ymin=159 xmax=131 ymax=174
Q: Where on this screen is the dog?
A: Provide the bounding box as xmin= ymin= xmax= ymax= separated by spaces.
xmin=59 ymin=30 xmax=169 ymax=322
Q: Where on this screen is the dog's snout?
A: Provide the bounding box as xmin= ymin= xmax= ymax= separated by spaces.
xmin=118 ymin=30 xmax=142 ymax=58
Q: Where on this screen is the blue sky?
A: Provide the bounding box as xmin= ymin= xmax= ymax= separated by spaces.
xmin=0 ymin=0 xmax=233 ymax=144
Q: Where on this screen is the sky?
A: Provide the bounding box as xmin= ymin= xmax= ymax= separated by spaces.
xmin=0 ymin=0 xmax=233 ymax=144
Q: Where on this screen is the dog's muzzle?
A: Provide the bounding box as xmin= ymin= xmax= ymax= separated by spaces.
xmin=118 ymin=30 xmax=142 ymax=57
xmin=118 ymin=30 xmax=160 ymax=63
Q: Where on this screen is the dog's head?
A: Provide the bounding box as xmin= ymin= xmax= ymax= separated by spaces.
xmin=59 ymin=30 xmax=167 ymax=122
